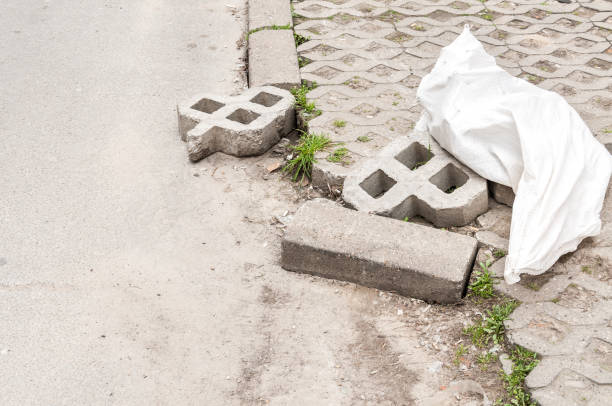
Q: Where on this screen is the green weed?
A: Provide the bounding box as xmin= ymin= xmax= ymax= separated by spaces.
xmin=469 ymin=260 xmax=496 ymax=299
xmin=493 ymin=249 xmax=506 ymax=259
xmin=464 ymin=301 xmax=518 ymax=348
xmin=501 ymin=346 xmax=538 ymax=406
xmin=294 ymin=32 xmax=310 ymax=46
xmin=333 ymin=120 xmax=346 ymax=128
xmin=327 ymin=147 xmax=349 ymax=164
xmin=357 ymin=135 xmax=371 ymax=142
xmin=291 ymin=82 xmax=321 ymax=117
xmin=283 ymin=131 xmax=331 ymax=181
xmin=453 ymin=343 xmax=468 ymax=366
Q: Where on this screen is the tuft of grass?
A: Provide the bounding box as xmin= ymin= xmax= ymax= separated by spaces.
xmin=298 ymin=56 xmax=311 ymax=68
xmin=581 ymin=265 xmax=592 ymax=274
xmin=469 ymin=260 xmax=496 ymax=298
xmin=493 ymin=249 xmax=507 ymax=259
xmin=283 ymin=131 xmax=331 ymax=181
xmin=357 ymin=135 xmax=371 ymax=142
xmin=333 ymin=120 xmax=346 ymax=128
xmin=477 ymin=352 xmax=496 ymax=370
xmin=526 ymin=282 xmax=540 ymax=291
xmin=501 ymin=346 xmax=538 ymax=406
xmin=327 ymin=147 xmax=349 ymax=164
xmin=291 ymin=82 xmax=321 ymax=117
xmin=403 ymin=216 xmax=410 ymax=222
xmin=464 ymin=301 xmax=518 ymax=348
xmin=453 ymin=343 xmax=468 ymax=366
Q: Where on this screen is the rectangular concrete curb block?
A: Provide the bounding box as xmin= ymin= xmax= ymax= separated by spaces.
xmin=248 ymin=30 xmax=301 ymax=91
xmin=281 ymin=199 xmax=478 ymax=304
xmin=248 ymin=0 xmax=292 ymax=31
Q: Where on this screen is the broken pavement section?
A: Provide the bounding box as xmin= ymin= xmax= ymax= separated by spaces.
xmin=281 ymin=198 xmax=478 ymax=304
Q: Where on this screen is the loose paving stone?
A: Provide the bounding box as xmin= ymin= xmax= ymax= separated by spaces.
xmin=475 ymin=231 xmax=509 ymax=252
xmin=248 ymin=29 xmax=301 ymax=90
xmin=476 ymin=201 xmax=512 ymax=239
xmin=281 ymin=198 xmax=478 ymax=303
xmin=177 ymin=86 xmax=295 ymax=161
xmin=342 ymin=128 xmax=488 ymax=227
xmin=248 ymin=0 xmax=292 ymax=31
xmin=490 ymin=182 xmax=515 ymax=207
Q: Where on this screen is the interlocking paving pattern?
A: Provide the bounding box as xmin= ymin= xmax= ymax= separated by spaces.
xmin=293 ymin=0 xmax=612 ymax=187
xmin=294 ymin=0 xmax=611 ymax=403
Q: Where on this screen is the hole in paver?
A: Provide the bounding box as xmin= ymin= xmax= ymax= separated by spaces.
xmin=226 ymin=108 xmax=260 ymax=125
xmin=250 ymin=92 xmax=282 ymax=107
xmin=395 ymin=142 xmax=434 ymax=170
xmin=430 ymin=164 xmax=468 ymax=194
xmin=191 ymin=98 xmax=225 ymax=114
xmin=360 ymin=169 xmax=397 ymax=199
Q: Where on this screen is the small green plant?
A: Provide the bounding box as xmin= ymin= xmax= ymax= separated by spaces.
xmin=464 ymin=301 xmax=518 ymax=348
xmin=493 ymin=249 xmax=507 ymax=258
xmin=283 ymin=131 xmax=331 ymax=181
xmin=469 ymin=260 xmax=496 ymax=298
xmin=291 ymin=83 xmax=321 ymax=117
xmin=477 ymin=352 xmax=496 ymax=370
xmin=392 ymin=101 xmax=399 ymax=106
xmin=294 ymin=32 xmax=310 ymax=46
xmin=411 ymin=24 xmax=425 ymax=31
xmin=526 ymin=282 xmax=540 ymax=291
xmin=581 ymin=265 xmax=592 ymax=274
xmin=333 ymin=120 xmax=346 ymax=128
xmin=327 ymin=147 xmax=349 ymax=164
xmin=453 ymin=343 xmax=468 ymax=366
xmin=501 ymin=346 xmax=538 ymax=406
xmin=357 ymin=135 xmax=371 ymax=142
xmin=551 ymin=297 xmax=560 ymax=304
xmin=403 ymin=216 xmax=410 ymax=222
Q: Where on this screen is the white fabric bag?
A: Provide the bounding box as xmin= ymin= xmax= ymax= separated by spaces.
xmin=417 ymin=26 xmax=612 ymax=284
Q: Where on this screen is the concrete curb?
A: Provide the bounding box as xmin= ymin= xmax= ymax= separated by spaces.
xmin=247 ymin=0 xmax=301 ymax=90
xmin=248 ymin=0 xmax=292 ymax=31
xmin=281 ymin=199 xmax=478 ymax=304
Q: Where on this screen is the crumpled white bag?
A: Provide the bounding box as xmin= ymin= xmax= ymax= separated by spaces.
xmin=416 ymin=26 xmax=612 ymax=284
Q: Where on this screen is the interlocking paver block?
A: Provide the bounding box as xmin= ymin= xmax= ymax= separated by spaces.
xmin=342 ymin=129 xmax=488 ymax=227
xmin=177 ymin=86 xmax=294 ymax=162
xmin=281 ymin=198 xmax=478 ymax=304
xmin=248 ymin=30 xmax=301 ymax=90
xmin=248 ymin=0 xmax=292 ymax=31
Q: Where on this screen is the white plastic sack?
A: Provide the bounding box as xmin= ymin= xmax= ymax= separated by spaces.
xmin=417 ymin=26 xmax=612 ymax=284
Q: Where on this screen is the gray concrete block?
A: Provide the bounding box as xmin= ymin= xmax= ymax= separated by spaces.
xmin=248 ymin=0 xmax=292 ymax=31
xmin=248 ymin=30 xmax=301 ymax=90
xmin=342 ymin=129 xmax=489 ymax=227
xmin=475 ymin=231 xmax=509 ymax=252
xmin=177 ymin=86 xmax=295 ymax=162
xmin=490 ymin=181 xmax=515 ymax=207
xmin=281 ymin=198 xmax=478 ymax=304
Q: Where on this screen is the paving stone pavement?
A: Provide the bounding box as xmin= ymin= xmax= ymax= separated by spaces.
xmin=292 ymin=0 xmax=612 ymax=187
xmin=292 ymin=1 xmax=611 ymax=404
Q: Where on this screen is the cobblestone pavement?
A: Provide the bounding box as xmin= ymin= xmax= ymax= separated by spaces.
xmin=293 ymin=0 xmax=611 ymax=186
xmin=293 ymin=1 xmax=611 ymax=404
